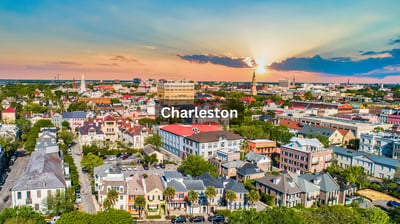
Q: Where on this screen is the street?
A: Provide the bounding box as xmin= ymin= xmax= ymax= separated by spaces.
xmin=0 ymin=150 xmax=30 ymax=211
xmin=71 ymin=141 xmax=98 ymax=214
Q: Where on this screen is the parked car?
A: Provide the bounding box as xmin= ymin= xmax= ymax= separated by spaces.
xmin=143 ymin=164 xmax=149 ymax=170
xmin=208 ymin=215 xmax=224 ymax=223
xmin=132 ymin=166 xmax=137 ymax=171
xmin=189 ymin=216 xmax=204 ymax=223
xmin=116 ymin=154 xmax=121 ymax=158
xmin=109 ymin=156 xmax=116 ymax=161
xmin=127 ymin=166 xmax=132 ymax=171
xmin=171 ymin=216 xmax=186 ymax=223
xmin=160 ymin=163 xmax=165 ymax=169
xmin=122 ymin=155 xmax=129 ymax=160
xmin=154 ymin=164 xmax=160 ymax=169
xmin=76 ymin=193 xmax=82 ymax=203
xmin=5 ymin=168 xmax=11 ymax=173
xmin=99 ymin=155 xmax=107 ymax=160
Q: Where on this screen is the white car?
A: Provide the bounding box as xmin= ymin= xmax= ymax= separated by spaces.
xmin=109 ymin=156 xmax=116 ymax=161
xmin=132 ymin=166 xmax=137 ymax=171
xmin=127 ymin=166 xmax=132 ymax=171
xmin=76 ymin=193 xmax=82 ymax=203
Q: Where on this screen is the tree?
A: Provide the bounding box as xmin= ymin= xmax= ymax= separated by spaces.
xmin=394 ymin=166 xmax=400 ymax=183
xmin=240 ymin=140 xmax=249 ymax=160
xmin=80 ymin=152 xmax=103 ymax=174
xmin=342 ymin=166 xmax=368 ymax=188
xmin=205 ymin=186 xmax=217 ymax=214
xmin=144 ymin=134 xmax=163 ymax=149
xmin=187 ymin=190 xmax=198 ymax=215
xmin=55 ymin=209 xmax=134 ymax=224
xmin=43 ymin=188 xmax=75 ymax=216
xmin=144 ymin=154 xmax=158 ymax=166
xmin=138 ymin=118 xmax=157 ymax=126
xmin=58 ymin=131 xmax=74 ymax=145
xmin=15 ymin=119 xmax=31 ymax=136
xmin=373 ymin=126 xmax=385 ymax=132
xmin=0 ymin=206 xmax=46 ymax=224
xmin=247 ymin=190 xmax=260 ymax=208
xmin=225 ymin=190 xmax=237 ymax=210
xmin=62 ymin=121 xmax=70 ymax=129
xmin=267 ymin=110 xmax=276 ymax=118
xmin=103 ymin=189 xmax=119 ymax=210
xmin=178 ymin=155 xmax=218 ymax=177
xmin=67 ymin=102 xmax=88 ymax=112
xmin=304 ymin=91 xmax=313 ymax=100
xmin=163 ymin=186 xmax=176 ymax=215
xmin=134 ymin=196 xmax=146 ymax=219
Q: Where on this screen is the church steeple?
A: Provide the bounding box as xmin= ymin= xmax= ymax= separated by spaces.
xmin=251 ymin=70 xmax=257 ymax=95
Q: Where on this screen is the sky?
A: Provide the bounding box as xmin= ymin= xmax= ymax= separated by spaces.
xmin=0 ymin=0 xmax=400 ymax=83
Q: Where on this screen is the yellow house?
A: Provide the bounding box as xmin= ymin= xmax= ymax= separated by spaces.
xmin=144 ymin=175 xmax=165 ymax=215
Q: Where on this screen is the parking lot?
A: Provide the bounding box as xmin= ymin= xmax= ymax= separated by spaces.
xmin=102 ymin=153 xmax=140 ymax=165
xmin=119 ymin=163 xmax=179 ymax=178
xmin=0 ymin=150 xmax=30 ymax=211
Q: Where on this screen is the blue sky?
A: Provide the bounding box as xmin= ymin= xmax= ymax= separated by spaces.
xmin=0 ymin=0 xmax=400 ymax=82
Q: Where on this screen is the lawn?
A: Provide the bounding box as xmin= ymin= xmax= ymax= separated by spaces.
xmin=357 ymin=189 xmax=400 ymax=202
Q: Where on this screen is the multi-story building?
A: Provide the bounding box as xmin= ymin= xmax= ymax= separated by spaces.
xmin=11 ymin=130 xmax=70 ymax=212
xmin=279 ymin=79 xmax=291 ymax=88
xmin=245 ymin=139 xmax=278 ymax=157
xmin=52 ymin=112 xmax=63 ymax=129
xmin=144 ymin=175 xmax=165 ymax=215
xmin=276 ymin=113 xmax=392 ymax=138
xmin=159 ymin=124 xmax=220 ymax=157
xmin=0 ymin=123 xmax=19 ymax=140
xmin=291 ymin=101 xmax=352 ymax=113
xmin=62 ymin=111 xmax=87 ymax=131
xmin=157 ymin=79 xmax=195 ymax=105
xmin=245 ymin=152 xmax=271 ymax=172
xmin=1 ymin=106 xmax=16 ymax=123
xmin=359 ymin=132 xmax=400 ymax=158
xmin=298 ymin=125 xmax=343 ymax=145
xmin=98 ymin=173 xmax=127 ymax=210
xmin=290 ymin=173 xmax=320 ymax=208
xmin=299 ymin=172 xmax=340 ymax=206
xmin=280 ymin=137 xmax=333 ymax=174
xmin=236 ymin=163 xmax=265 ymax=181
xmin=332 ymin=146 xmax=400 ymax=180
xmin=336 ymin=113 xmax=379 ymax=123
xmin=119 ymin=122 xmax=149 ymax=149
xmin=256 ymin=172 xmax=302 ymax=207
xmin=79 ymin=121 xmax=105 ymax=145
xmin=127 ymin=175 xmax=145 ymax=216
xmin=223 ymin=179 xmax=248 ymax=210
xmin=183 ymin=130 xmax=243 ymax=158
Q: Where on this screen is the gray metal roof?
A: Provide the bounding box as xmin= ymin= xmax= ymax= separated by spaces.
xmin=198 ymin=173 xmax=224 ymax=188
xmin=221 ymin=160 xmax=245 ymax=169
xmin=167 ymin=180 xmax=188 ymax=192
xmin=237 ymin=163 xmax=264 ymax=176
xmin=245 ymin=152 xmax=271 ymax=164
xmin=290 ymin=173 xmax=320 ymax=193
xmin=62 ymin=111 xmax=87 ymax=119
xmin=183 ymin=179 xmax=205 ymax=191
xmin=12 ymin=150 xmax=66 ymax=191
xmin=299 ymin=125 xmax=337 ymax=138
xmin=163 ymin=171 xmax=183 ymax=181
xmin=300 ymin=172 xmax=339 ymax=192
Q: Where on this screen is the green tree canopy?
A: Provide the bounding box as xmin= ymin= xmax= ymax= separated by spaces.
xmin=44 ymin=188 xmax=75 ymax=216
xmin=144 ymin=134 xmax=163 ymax=149
xmin=0 ymin=206 xmax=46 ymax=224
xmin=178 ymin=155 xmax=218 ymax=177
xmin=58 ymin=131 xmax=74 ymax=145
xmin=80 ymin=152 xmax=103 ymax=174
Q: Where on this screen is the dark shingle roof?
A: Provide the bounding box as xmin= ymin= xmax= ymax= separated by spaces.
xmin=299 ymin=125 xmax=338 ymax=138
xmin=167 ymin=180 xmax=188 ymax=192
xmin=224 ymin=180 xmax=247 ymax=193
xmin=79 ymin=121 xmax=104 ymax=135
xmin=185 ymin=130 xmax=243 ymax=143
xmin=62 ymin=111 xmax=87 ymax=119
xmin=198 ymin=173 xmax=224 ymax=188
xmin=237 ymin=163 xmax=264 ymax=176
xmin=256 ymin=172 xmax=301 ymax=194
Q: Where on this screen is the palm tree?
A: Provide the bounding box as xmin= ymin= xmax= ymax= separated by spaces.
xmin=240 ymin=140 xmax=249 ymax=160
xmin=225 ymin=190 xmax=236 ymax=210
xmin=205 ymin=186 xmax=217 ymax=214
xmin=247 ymin=190 xmax=260 ymax=209
xmin=134 ymin=195 xmax=146 ymax=218
xmin=187 ymin=190 xmax=198 ymax=215
xmin=163 ymin=186 xmax=176 ymax=215
xmin=103 ymin=189 xmax=119 ymax=209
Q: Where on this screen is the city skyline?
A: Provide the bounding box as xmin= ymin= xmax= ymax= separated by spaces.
xmin=1 ymin=0 xmax=400 ymax=83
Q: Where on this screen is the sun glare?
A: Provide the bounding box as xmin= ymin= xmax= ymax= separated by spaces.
xmin=255 ymin=59 xmax=267 ymax=74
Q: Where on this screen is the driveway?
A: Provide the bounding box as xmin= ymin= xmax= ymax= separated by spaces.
xmin=71 ymin=141 xmax=98 ymax=214
xmin=0 ymin=150 xmax=30 ymax=211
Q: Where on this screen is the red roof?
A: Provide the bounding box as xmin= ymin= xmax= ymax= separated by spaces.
xmin=264 ymin=99 xmax=274 ymax=103
xmin=279 ymin=119 xmax=302 ymax=130
xmin=277 ymin=101 xmax=284 ymax=105
xmin=161 ymin=124 xmax=220 ymax=136
xmin=104 ymin=115 xmax=116 ymax=121
xmin=3 ymin=107 xmax=16 ymax=113
xmin=289 ymin=106 xmax=304 ymax=110
xmin=122 ymin=94 xmax=132 ymax=99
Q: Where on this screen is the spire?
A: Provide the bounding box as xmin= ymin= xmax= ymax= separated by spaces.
xmin=293 ymin=74 xmax=296 ymax=87
xmin=80 ymin=74 xmax=86 ymax=94
xmin=251 ymin=70 xmax=257 ymax=95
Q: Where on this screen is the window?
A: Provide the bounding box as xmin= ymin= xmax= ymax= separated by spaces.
xmin=35 ymin=204 xmax=40 ymax=211
xmin=120 ymin=195 xmax=123 ymax=200
xmin=37 ymin=190 xmax=41 ymax=198
xmin=27 ymin=191 xmax=31 ymax=199
xmin=17 ymin=192 xmax=21 ymax=200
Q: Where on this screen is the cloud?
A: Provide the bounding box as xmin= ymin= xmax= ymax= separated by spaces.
xmin=144 ymin=45 xmax=157 ymax=50
xmin=268 ymin=48 xmax=400 ymax=78
xmin=177 ymin=54 xmax=256 ymax=68
xmin=110 ymin=55 xmax=138 ymax=62
xmin=389 ymin=38 xmax=400 ymax=45
xmin=360 ymin=50 xmax=391 ymax=56
xmin=50 ymin=61 xmax=81 ymax=66
xmin=97 ymin=63 xmax=119 ymax=67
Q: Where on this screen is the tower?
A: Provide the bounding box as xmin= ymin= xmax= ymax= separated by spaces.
xmin=80 ymin=74 xmax=86 ymax=94
xmin=72 ymin=77 xmax=76 ymax=89
xmin=292 ymin=75 xmax=296 ymax=87
xmin=251 ymin=70 xmax=257 ymax=96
